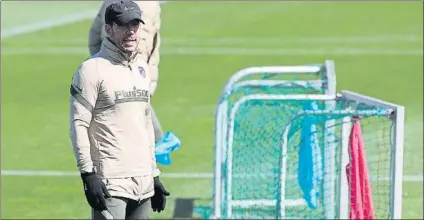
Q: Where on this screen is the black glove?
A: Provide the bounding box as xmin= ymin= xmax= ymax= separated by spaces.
xmin=151 ymin=177 xmax=170 ymax=213
xmin=81 ymin=171 xmax=111 ymax=211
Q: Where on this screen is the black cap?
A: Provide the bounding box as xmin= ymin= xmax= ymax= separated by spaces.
xmin=105 ymin=0 xmax=144 ymax=26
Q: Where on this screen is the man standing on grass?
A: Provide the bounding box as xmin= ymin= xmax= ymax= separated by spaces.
xmin=88 ymin=0 xmax=165 ymax=145
xmin=69 ymin=1 xmax=169 ymax=219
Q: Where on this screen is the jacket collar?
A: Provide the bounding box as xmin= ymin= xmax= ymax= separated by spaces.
xmin=101 ymin=37 xmax=138 ymax=66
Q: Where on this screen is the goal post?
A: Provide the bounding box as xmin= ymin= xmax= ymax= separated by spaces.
xmin=210 ymin=61 xmax=404 ymax=219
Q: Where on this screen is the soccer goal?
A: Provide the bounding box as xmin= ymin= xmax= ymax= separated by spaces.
xmin=211 ymin=60 xmax=404 ymax=219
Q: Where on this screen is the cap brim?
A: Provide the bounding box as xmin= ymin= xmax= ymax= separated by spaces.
xmin=116 ymin=13 xmax=144 ymax=26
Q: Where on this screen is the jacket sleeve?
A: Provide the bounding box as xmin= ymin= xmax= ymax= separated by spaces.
xmin=88 ymin=1 xmax=109 ymax=56
xmin=147 ymin=3 xmax=161 ymax=96
xmin=69 ymin=62 xmax=99 ymax=173
xmin=144 ymin=62 xmax=161 ymax=177
xmin=147 ymin=99 xmax=161 ymax=177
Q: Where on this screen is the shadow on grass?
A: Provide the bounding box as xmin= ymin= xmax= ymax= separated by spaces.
xmin=173 ymin=197 xmax=212 ymax=219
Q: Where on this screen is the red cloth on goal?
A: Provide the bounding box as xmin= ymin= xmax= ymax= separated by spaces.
xmin=346 ymin=118 xmax=375 ymax=220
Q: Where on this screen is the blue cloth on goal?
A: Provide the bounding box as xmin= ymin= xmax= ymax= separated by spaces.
xmin=298 ymin=101 xmax=323 ymax=209
xmin=155 ymin=131 xmax=181 ymax=165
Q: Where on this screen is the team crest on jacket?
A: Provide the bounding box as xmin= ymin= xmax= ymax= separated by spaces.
xmin=138 ymin=66 xmax=146 ymax=78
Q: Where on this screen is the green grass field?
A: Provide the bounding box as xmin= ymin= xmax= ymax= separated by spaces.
xmin=1 ymin=1 xmax=423 ymax=219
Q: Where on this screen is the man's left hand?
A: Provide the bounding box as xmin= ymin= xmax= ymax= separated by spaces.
xmin=151 ymin=177 xmax=170 ymax=213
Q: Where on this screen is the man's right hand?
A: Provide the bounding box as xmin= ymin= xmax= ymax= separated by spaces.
xmin=80 ymin=172 xmax=111 ymax=211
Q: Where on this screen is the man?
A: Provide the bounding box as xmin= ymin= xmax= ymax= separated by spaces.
xmin=69 ymin=1 xmax=169 ymax=219
xmin=88 ymin=0 xmax=164 ymax=144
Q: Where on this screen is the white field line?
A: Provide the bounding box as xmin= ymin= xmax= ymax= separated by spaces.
xmin=162 ymin=35 xmax=423 ymax=44
xmin=2 ymin=47 xmax=423 ymax=56
xmin=1 ymin=170 xmax=422 ymax=182
xmin=1 ymin=1 xmax=168 ymax=39
xmin=9 ymin=35 xmax=423 ymax=45
xmin=1 ymin=10 xmax=99 ymax=38
xmin=0 ymin=170 xmax=213 ymax=178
